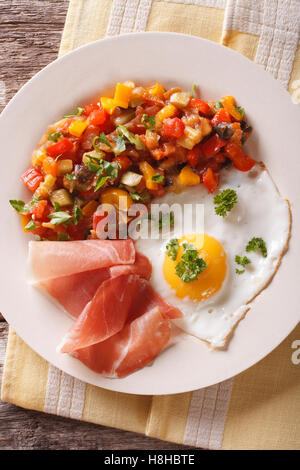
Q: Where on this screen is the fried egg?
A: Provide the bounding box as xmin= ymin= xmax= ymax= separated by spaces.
xmin=135 ymin=165 xmax=290 ymax=348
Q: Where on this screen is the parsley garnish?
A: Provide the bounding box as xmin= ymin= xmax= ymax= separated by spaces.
xmin=48 ymin=132 xmax=62 ymax=142
xmin=48 ymin=211 xmax=73 ymax=226
xmin=213 ymin=189 xmax=238 ymax=217
xmin=65 ymin=173 xmax=77 ymax=181
xmin=236 ymin=268 xmax=246 ymax=275
xmin=246 ymin=237 xmax=267 ymax=258
xmin=94 ymin=175 xmax=109 ymax=191
xmin=175 ymin=243 xmax=207 ymax=283
xmin=63 ymin=107 xmax=84 ymax=118
xmin=152 ymin=174 xmax=164 ymax=183
xmin=93 ymin=132 xmax=113 ymax=150
xmin=215 ymin=101 xmax=223 ymax=110
xmin=114 ymin=133 xmax=126 ymax=153
xmin=235 ymin=255 xmax=251 ymax=274
xmin=141 ymin=114 xmax=156 ymax=131
xmin=25 ymin=220 xmax=38 ymax=231
xmin=166 ymin=238 xmax=179 ymax=261
xmin=236 ymin=106 xmax=244 ymax=117
xmin=129 ymin=192 xmax=143 ymax=201
xmin=9 ymin=199 xmax=28 ymax=214
xmin=73 ymin=203 xmax=82 ymax=225
xmin=235 ymin=255 xmax=251 ymax=267
xmin=85 ymin=157 xmax=120 ymax=192
xmin=117 ymin=125 xmax=144 ymax=150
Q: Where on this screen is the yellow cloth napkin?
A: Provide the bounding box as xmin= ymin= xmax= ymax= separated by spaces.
xmin=2 ymin=0 xmax=300 ymax=450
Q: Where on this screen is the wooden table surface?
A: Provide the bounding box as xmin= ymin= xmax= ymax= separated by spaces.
xmin=0 ymin=1 xmax=196 ymax=450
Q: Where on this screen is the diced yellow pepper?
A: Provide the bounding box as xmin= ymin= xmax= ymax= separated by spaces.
xmin=100 ymin=97 xmax=116 ymax=115
xmin=178 ymin=165 xmax=200 ymax=186
xmin=32 ymin=149 xmax=47 ymax=167
xmin=155 ymin=104 xmax=177 ymax=128
xmin=139 ymin=161 xmax=159 ymax=191
xmin=221 ymin=96 xmax=243 ymax=121
xmin=82 ymin=200 xmax=99 ymax=217
xmin=21 ymin=214 xmax=31 ymax=233
xmin=69 ymin=119 xmax=88 ymax=137
xmin=100 ymin=188 xmax=133 ymax=212
xmin=148 ymin=83 xmax=165 ymax=99
xmin=113 ymin=83 xmax=132 ymax=109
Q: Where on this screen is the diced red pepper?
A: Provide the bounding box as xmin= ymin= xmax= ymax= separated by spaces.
xmin=187 ymin=145 xmax=201 ymax=168
xmin=83 ymin=103 xmax=99 ymax=116
xmin=189 ymin=98 xmax=211 ymax=115
xmin=211 ymin=108 xmax=231 ymax=126
xmin=161 ymin=118 xmax=185 ymax=139
xmin=202 ymin=167 xmax=219 ymax=193
xmin=113 ymin=155 xmax=132 ymax=172
xmin=225 ymin=142 xmax=256 ymax=172
xmin=47 ymin=138 xmax=73 ymax=158
xmin=201 ymin=134 xmax=226 ymax=158
xmin=88 ymin=108 xmax=108 ymax=126
xmin=32 ymin=200 xmax=50 ymax=221
xmin=21 ymin=167 xmax=44 ymax=192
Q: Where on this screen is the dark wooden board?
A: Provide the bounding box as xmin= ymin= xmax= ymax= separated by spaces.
xmin=0 ymin=0 xmax=197 ymax=450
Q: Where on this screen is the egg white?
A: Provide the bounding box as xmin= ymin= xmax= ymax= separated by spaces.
xmin=135 ymin=165 xmax=290 ymax=348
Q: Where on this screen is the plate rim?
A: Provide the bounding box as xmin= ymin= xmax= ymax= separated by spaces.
xmin=0 ymin=31 xmax=299 ymax=395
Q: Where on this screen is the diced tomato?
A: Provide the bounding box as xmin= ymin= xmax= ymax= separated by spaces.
xmin=201 ymin=134 xmax=226 ymax=158
xmin=47 ymin=138 xmax=73 ymax=158
xmin=113 ymin=155 xmax=132 ymax=172
xmin=42 ymin=156 xmax=58 ymax=177
xmin=161 ymin=118 xmax=185 ymax=139
xmin=93 ymin=211 xmax=107 ymax=231
xmin=214 ymin=152 xmax=227 ymax=164
xmin=21 ymin=167 xmax=44 ymax=192
xmin=32 ymin=200 xmax=50 ymax=221
xmin=88 ymin=108 xmax=108 ymax=127
xmin=211 ymin=108 xmax=231 ymax=126
xmin=79 ymin=187 xmax=100 ymax=201
xmin=187 ymin=145 xmax=201 ymax=168
xmin=68 ymin=216 xmax=92 ymax=240
xmin=189 ymin=98 xmax=211 ymax=115
xmin=151 ymin=142 xmax=177 ymax=161
xmin=224 ymin=142 xmax=256 ymax=171
xmin=202 ymin=167 xmax=219 ymax=193
xmin=83 ymin=103 xmax=99 ymax=116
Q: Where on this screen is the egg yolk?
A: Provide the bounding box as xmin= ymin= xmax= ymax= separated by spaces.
xmin=163 ymin=233 xmax=227 ymax=301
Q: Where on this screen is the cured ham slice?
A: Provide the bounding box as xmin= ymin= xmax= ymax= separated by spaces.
xmin=60 ymin=274 xmax=142 ymax=353
xmin=109 ymin=252 xmax=152 ymax=281
xmin=40 ymin=268 xmax=111 ymax=318
xmin=73 ymin=306 xmax=171 ymax=378
xmin=29 ymin=239 xmax=135 ymax=281
xmin=127 ymin=278 xmax=182 ymax=322
xmin=39 ymin=252 xmax=152 ymax=318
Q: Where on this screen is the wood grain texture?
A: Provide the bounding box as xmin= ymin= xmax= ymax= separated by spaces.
xmin=0 ymin=0 xmax=197 ymax=450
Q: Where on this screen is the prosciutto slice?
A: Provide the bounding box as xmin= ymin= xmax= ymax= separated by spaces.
xmin=29 ymin=239 xmax=135 ymax=281
xmin=39 ymin=253 xmax=152 ymax=318
xmin=73 ymin=306 xmax=171 ymax=378
xmin=60 ymin=274 xmax=142 ymax=353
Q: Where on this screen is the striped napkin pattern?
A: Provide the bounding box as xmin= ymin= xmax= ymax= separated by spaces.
xmin=2 ymin=0 xmax=300 ymax=450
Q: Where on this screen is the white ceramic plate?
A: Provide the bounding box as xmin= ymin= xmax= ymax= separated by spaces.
xmin=0 ymin=33 xmax=299 ymax=395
